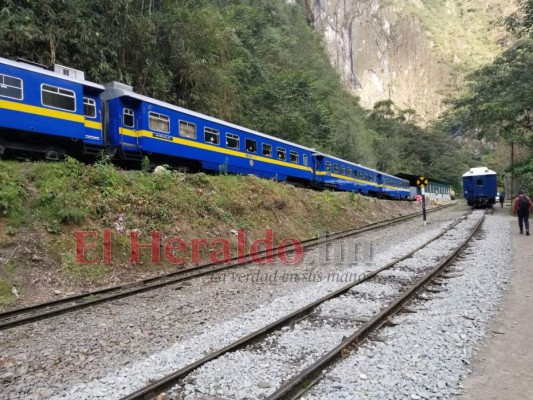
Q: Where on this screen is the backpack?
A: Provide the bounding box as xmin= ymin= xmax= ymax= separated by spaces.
xmin=518 ymin=196 xmax=530 ymax=212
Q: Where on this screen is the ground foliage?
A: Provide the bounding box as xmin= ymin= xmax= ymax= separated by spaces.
xmin=0 ymin=158 xmax=419 ymax=307
xmin=445 ymin=0 xmax=533 ymax=192
xmin=0 ymin=0 xmax=466 ymax=184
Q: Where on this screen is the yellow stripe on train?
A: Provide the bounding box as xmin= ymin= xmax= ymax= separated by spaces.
xmin=0 ymin=99 xmax=85 ymax=124
xmin=119 ymin=128 xmax=314 ymax=173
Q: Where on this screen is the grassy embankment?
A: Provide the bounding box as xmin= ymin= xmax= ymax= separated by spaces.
xmin=0 ymin=158 xmax=415 ymax=308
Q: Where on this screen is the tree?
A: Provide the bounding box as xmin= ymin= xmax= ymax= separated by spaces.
xmin=447 ymin=0 xmax=533 ymax=192
xmin=505 ymin=0 xmax=533 ymax=38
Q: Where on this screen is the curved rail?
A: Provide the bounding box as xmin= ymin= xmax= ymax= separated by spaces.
xmin=119 ymin=206 xmax=472 ymax=400
xmin=267 ymin=212 xmax=484 ymax=399
xmin=0 ymin=203 xmax=455 ymax=331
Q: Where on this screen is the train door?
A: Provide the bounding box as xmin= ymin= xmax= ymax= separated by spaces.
xmin=311 ymin=153 xmax=326 ymax=186
xmin=100 ymin=96 xmax=141 ymax=159
xmin=82 ymin=93 xmax=104 ymax=146
xmin=376 ymin=173 xmax=383 ymax=197
xmin=311 ymin=153 xmax=320 ymax=183
xmin=117 ymin=102 xmax=143 ymax=159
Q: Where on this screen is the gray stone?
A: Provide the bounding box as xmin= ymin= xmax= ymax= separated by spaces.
xmin=1 ymin=372 xmax=15 ymax=383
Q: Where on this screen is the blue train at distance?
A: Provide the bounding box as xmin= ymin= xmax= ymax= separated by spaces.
xmin=0 ymin=57 xmax=410 ymax=199
xmin=462 ymin=167 xmax=497 ymax=208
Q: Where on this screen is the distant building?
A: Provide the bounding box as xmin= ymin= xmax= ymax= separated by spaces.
xmin=395 ymin=173 xmax=453 ymax=201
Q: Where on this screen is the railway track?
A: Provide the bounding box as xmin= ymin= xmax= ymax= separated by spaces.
xmin=118 ymin=208 xmax=480 ymax=400
xmin=0 ymin=203 xmax=455 ymax=331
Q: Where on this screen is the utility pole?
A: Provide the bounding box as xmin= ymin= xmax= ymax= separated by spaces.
xmin=510 ymin=141 xmax=514 ymax=195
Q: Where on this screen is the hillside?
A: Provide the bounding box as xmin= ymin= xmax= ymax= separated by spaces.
xmin=0 ymin=159 xmax=423 ymax=309
xmin=1 ymin=0 xmax=526 ymax=308
xmin=0 ymin=0 xmax=469 ymax=184
xmin=307 ymin=0 xmax=512 ymax=121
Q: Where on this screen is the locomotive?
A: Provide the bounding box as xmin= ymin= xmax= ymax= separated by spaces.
xmin=0 ymin=57 xmax=410 ymax=199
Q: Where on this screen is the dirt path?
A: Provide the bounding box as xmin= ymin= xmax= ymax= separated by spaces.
xmin=460 ymin=204 xmax=533 ymax=400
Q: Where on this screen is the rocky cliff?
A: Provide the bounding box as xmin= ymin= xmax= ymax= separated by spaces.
xmin=305 ymin=0 xmax=511 ymax=122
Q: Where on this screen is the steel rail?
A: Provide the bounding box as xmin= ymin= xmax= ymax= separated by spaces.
xmin=0 ymin=203 xmax=455 ymax=331
xmin=266 ymin=213 xmax=484 ymax=400
xmin=119 ymin=208 xmax=470 ymax=400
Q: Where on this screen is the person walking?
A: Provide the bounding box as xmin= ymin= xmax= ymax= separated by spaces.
xmin=500 ymin=191 xmax=505 ymax=207
xmin=512 ymin=190 xmax=533 ymax=235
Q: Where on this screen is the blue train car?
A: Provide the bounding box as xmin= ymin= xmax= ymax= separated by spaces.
xmin=101 ymin=82 xmax=315 ymax=183
xmin=0 ymin=57 xmax=106 ymax=159
xmin=462 ymin=167 xmax=497 ymax=208
xmin=352 ymin=164 xmax=380 ymax=195
xmin=0 ymin=56 xmax=417 ymax=202
xmin=313 ymin=154 xmax=409 ymax=199
xmin=313 ymin=153 xmax=377 ymax=193
xmin=380 ymin=172 xmax=410 ymax=199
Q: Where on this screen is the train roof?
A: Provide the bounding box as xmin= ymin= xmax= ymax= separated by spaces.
xmin=315 ymin=152 xmax=408 ymax=180
xmin=102 ymin=82 xmax=315 ymax=152
xmin=314 ymin=152 xmax=373 ymax=171
xmin=462 ymin=167 xmax=497 ymax=177
xmin=0 ymin=57 xmax=105 ymax=91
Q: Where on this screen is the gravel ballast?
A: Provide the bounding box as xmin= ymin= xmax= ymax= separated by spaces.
xmin=305 ymin=212 xmax=511 ymax=400
xmin=169 ymin=211 xmax=485 ymax=399
xmin=0 ymin=207 xmax=470 ymax=400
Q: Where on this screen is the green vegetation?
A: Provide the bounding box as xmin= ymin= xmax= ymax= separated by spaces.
xmin=0 ymin=158 xmax=376 ymax=235
xmin=369 ymin=100 xmax=470 ymax=185
xmin=0 ymin=159 xmax=415 ymax=287
xmin=445 ymin=0 xmax=533 ymax=192
xmin=0 ymin=279 xmax=16 ymax=307
xmin=0 ymin=0 xmax=466 ymax=183
xmin=404 ymin=0 xmax=502 ymax=72
xmin=4 ymin=0 xmax=511 ymax=302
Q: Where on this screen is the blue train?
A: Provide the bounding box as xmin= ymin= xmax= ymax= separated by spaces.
xmin=462 ymin=167 xmax=497 ymax=208
xmin=0 ymin=57 xmax=410 ymax=199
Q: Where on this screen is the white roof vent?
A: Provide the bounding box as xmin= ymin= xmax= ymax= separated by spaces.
xmin=52 ymin=64 xmax=85 ymax=80
xmin=462 ymin=167 xmax=497 ymax=177
xmin=104 ymin=81 xmax=134 ymax=92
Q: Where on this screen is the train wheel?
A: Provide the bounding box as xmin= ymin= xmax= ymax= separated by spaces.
xmin=45 ymin=148 xmax=63 ymax=161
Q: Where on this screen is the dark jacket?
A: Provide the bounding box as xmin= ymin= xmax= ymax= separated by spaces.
xmin=512 ymin=194 xmax=533 ymax=215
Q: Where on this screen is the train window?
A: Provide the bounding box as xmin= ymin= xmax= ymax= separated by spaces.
xmin=290 ymin=151 xmax=298 ymax=163
xmin=227 ymin=133 xmax=239 ymax=149
xmin=123 ymin=109 xmax=134 ymax=128
xmin=0 ymin=74 xmax=23 ymax=100
xmin=83 ymin=97 xmax=96 ymax=118
xmin=303 ymin=154 xmax=308 ymax=166
xmin=246 ymin=139 xmax=257 ymax=153
xmin=358 ymin=171 xmax=363 ymax=179
xmin=262 ymin=143 xmax=272 ymax=157
xmin=149 ymin=112 xmax=170 ymax=133
xmin=325 ymin=162 xmax=332 ymax=172
xmin=204 ymin=127 xmax=219 ymax=145
xmin=334 ymin=164 xmax=339 ymax=174
xmin=277 ymin=147 xmax=286 ymax=161
xmin=179 ymin=120 xmax=197 ymax=139
xmin=476 ymin=179 xmax=483 ymax=186
xmin=341 ymin=166 xmax=345 ymax=175
xmin=41 ymin=84 xmax=75 ymax=112
xmin=347 ymin=168 xmax=352 ymax=177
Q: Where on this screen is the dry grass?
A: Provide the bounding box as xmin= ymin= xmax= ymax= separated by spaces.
xmin=0 ymin=159 xmax=417 ymax=308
